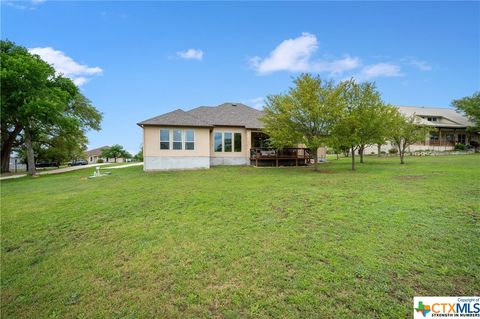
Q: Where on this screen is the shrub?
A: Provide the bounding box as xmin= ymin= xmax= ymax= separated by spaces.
xmin=388 ymin=148 xmax=398 ymax=154
xmin=96 ymin=159 xmax=104 ymax=163
xmin=454 ymin=143 xmax=466 ymax=151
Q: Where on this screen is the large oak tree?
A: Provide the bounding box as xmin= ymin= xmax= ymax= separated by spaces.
xmin=1 ymin=40 xmax=102 ymax=174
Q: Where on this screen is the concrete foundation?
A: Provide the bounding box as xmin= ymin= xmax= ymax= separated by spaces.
xmin=144 ymin=156 xmax=210 ymax=171
xmin=210 ymin=157 xmax=248 ymax=166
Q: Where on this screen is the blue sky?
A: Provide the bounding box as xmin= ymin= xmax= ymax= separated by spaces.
xmin=2 ymin=1 xmax=479 ymax=154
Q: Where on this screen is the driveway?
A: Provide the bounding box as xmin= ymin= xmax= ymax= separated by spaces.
xmin=0 ymin=163 xmax=111 ymax=180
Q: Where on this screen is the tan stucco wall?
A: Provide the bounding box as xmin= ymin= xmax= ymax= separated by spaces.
xmin=143 ymin=126 xmax=211 ymax=157
xmin=210 ymin=127 xmax=249 ymax=158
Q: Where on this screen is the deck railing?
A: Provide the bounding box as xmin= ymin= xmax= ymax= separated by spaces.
xmin=250 ymin=147 xmax=311 ymax=166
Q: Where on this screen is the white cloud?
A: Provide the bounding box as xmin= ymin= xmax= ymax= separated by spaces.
xmin=242 ymin=97 xmax=265 ymax=110
xmin=4 ymin=0 xmax=45 ymax=10
xmin=28 ymin=47 xmax=103 ymax=86
xmin=249 ymin=33 xmax=361 ymax=75
xmin=357 ymin=63 xmax=404 ymax=80
xmin=405 ymin=58 xmax=432 ymax=71
xmin=176 ymin=49 xmax=204 ymax=60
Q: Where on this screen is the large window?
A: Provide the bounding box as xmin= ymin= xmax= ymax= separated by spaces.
xmin=173 ymin=129 xmax=182 ymax=150
xmin=458 ymin=134 xmax=466 ymax=144
xmin=224 ymin=132 xmax=232 ymax=152
xmin=185 ymin=130 xmax=195 ymax=150
xmin=214 ymin=132 xmax=222 ymax=152
xmin=234 ymin=133 xmax=242 ymax=152
xmin=160 ymin=129 xmax=170 ymax=149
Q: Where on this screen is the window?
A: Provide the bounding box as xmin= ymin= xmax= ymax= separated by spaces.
xmin=160 ymin=129 xmax=170 ymax=149
xmin=185 ymin=130 xmax=195 ymax=150
xmin=173 ymin=129 xmax=182 ymax=150
xmin=224 ymin=132 xmax=232 ymax=152
xmin=234 ymin=133 xmax=242 ymax=152
xmin=430 ymin=132 xmax=438 ymax=141
xmin=214 ymin=132 xmax=222 ymax=152
xmin=458 ymin=134 xmax=466 ymax=144
xmin=427 ymin=117 xmax=438 ymax=122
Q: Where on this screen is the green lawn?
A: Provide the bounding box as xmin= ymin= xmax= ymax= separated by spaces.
xmin=1 ymin=155 xmax=479 ymax=318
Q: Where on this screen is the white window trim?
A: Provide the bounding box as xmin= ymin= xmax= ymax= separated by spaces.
xmin=213 ymin=131 xmax=242 ymax=153
xmin=160 ymin=128 xmax=171 ymax=150
xmin=172 ymin=128 xmax=183 ymax=150
xmin=185 ymin=129 xmax=195 ymax=151
xmin=161 ymin=128 xmax=198 ymax=151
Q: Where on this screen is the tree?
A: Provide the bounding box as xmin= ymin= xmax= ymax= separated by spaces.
xmin=451 ymin=91 xmax=480 ymax=132
xmin=330 ymin=80 xmax=392 ymax=170
xmin=262 ymin=74 xmax=345 ymax=171
xmin=0 ymin=40 xmax=102 ymax=175
xmin=134 ymin=144 xmax=143 ymax=162
xmin=100 ymin=144 xmax=130 ymax=163
xmin=388 ymin=113 xmax=429 ymax=164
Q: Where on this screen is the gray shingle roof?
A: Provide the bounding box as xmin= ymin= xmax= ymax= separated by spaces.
xmin=138 ymin=103 xmax=265 ymax=129
xmin=137 ymin=109 xmax=212 ymax=127
xmin=188 ymin=103 xmax=265 ymax=129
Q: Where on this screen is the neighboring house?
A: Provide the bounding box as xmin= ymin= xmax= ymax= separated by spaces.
xmin=138 ymin=103 xmax=478 ymax=171
xmin=398 ymin=106 xmax=477 ymax=147
xmin=86 ymin=146 xmax=125 ymax=164
xmin=368 ymin=106 xmax=479 ymax=154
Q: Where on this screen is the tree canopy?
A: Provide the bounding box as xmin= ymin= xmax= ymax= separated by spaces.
xmin=388 ymin=113 xmax=429 ymax=164
xmin=262 ymin=74 xmax=344 ymax=170
xmin=0 ymin=40 xmax=102 ymax=174
xmin=100 ymin=144 xmax=131 ymax=162
xmin=451 ymin=91 xmax=480 ymax=132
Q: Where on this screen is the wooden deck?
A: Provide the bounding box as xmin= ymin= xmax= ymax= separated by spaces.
xmin=250 ymin=148 xmax=312 ymax=167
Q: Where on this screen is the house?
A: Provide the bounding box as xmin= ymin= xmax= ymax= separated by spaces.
xmin=138 ymin=103 xmax=478 ymax=171
xmin=398 ymin=106 xmax=478 ymax=147
xmin=86 ymin=146 xmax=125 ymax=164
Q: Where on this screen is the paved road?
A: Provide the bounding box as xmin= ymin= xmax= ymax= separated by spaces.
xmin=0 ymin=163 xmax=111 ymax=181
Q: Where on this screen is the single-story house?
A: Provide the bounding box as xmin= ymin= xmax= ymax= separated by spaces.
xmin=138 ymin=103 xmax=478 ymax=171
xmin=86 ymin=146 xmax=126 ymax=164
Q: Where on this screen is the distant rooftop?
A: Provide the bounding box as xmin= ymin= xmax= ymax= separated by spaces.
xmin=397 ymin=106 xmax=472 ymax=127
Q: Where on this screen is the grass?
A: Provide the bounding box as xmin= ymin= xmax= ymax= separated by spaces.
xmin=1 ymin=155 xmax=479 ymax=318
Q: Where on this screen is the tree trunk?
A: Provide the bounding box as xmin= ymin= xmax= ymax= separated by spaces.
xmin=359 ymin=146 xmax=364 ymax=163
xmin=313 ymin=154 xmax=319 ymax=171
xmin=399 ymin=143 xmax=405 ymax=164
xmin=24 ymin=127 xmax=37 ymax=176
xmin=1 ymin=144 xmax=13 ymax=173
xmin=0 ymin=124 xmax=23 ymax=173
xmin=351 ymin=147 xmax=356 ymax=171
xmin=336 ymin=152 xmax=339 ymax=160
xmin=377 ymin=144 xmax=381 ymax=157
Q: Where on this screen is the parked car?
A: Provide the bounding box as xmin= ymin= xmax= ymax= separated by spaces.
xmin=35 ymin=161 xmax=60 ymax=168
xmin=69 ymin=160 xmax=88 ymax=166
